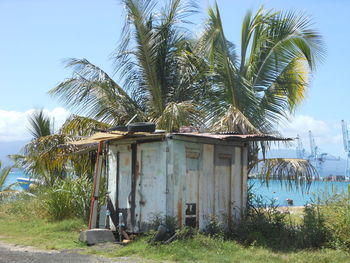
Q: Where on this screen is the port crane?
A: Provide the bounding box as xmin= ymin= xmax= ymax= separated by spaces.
xmin=341 ymin=120 xmax=350 ymax=179
xmin=296 ymin=131 xmax=340 ymax=178
xmin=296 ymin=134 xmax=306 ymax=159
xmin=307 ymin=130 xmax=340 ymax=177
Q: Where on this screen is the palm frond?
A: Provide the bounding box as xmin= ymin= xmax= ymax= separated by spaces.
xmin=27 ymin=109 xmax=51 ymax=139
xmin=210 ymin=105 xmax=260 ymax=134
xmin=0 ymin=162 xmax=12 ymax=191
xmin=251 ymin=158 xmax=317 ymax=190
xmin=154 ymin=101 xmax=202 ymax=132
xmin=60 ymin=115 xmax=111 ymax=136
xmin=114 ymin=0 xmax=199 ymax=118
xmin=49 ymin=58 xmax=144 ymax=125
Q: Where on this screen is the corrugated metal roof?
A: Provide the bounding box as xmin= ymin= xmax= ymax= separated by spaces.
xmin=68 ymin=131 xmax=290 ymax=146
xmin=68 ymin=131 xmax=165 ymax=145
xmin=172 ymin=132 xmax=292 ymax=141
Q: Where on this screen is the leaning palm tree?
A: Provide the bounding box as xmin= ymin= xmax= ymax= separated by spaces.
xmin=196 ymin=4 xmax=324 ymax=135
xmin=194 ymin=4 xmax=324 ymax=184
xmin=49 ymin=0 xmax=203 ymax=132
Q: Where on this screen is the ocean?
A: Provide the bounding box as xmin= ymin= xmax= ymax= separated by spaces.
xmin=249 ymin=178 xmax=350 ymax=206
xmin=4 ymin=171 xmax=350 ymax=206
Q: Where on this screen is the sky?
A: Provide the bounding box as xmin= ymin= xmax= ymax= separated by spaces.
xmin=0 ymin=0 xmax=350 ymax=161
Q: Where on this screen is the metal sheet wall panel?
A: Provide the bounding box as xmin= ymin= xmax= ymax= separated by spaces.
xmin=232 ymin=147 xmax=242 ymax=220
xmin=135 ymin=142 xmax=167 ymax=231
xmin=214 ymin=145 xmax=236 ymax=225
xmin=199 ymin=144 xmax=214 ymax=229
xmin=107 ymin=145 xmax=117 ymax=230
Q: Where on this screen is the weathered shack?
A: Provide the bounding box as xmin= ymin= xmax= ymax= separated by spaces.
xmin=96 ymin=131 xmax=286 ymax=233
xmin=71 ymin=130 xmax=289 ymax=233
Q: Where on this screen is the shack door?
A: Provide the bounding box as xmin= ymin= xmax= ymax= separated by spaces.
xmin=214 ymin=146 xmax=234 ymax=224
xmin=114 ymin=145 xmax=133 ymax=230
xmin=184 ymin=149 xmax=200 ymax=227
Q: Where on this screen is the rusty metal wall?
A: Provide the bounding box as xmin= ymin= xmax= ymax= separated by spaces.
xmin=107 ymin=138 xmax=248 ymax=232
xmin=135 ymin=141 xmax=167 ymax=232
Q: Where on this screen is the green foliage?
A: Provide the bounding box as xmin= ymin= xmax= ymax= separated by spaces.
xmin=299 ymin=204 xmax=329 ymax=248
xmin=315 ymin=190 xmax=350 ymax=249
xmin=0 ymin=197 xmax=85 ymax=250
xmin=149 ymin=213 xmax=178 ymax=234
xmin=96 ymin=234 xmax=350 ymax=263
xmin=229 ymin=195 xmax=298 ymax=249
xmin=0 ymin=160 xmax=14 ymax=193
xmin=27 ymin=109 xmax=51 ymax=139
xmin=37 ymin=175 xmax=107 ymax=222
xmin=203 ymin=216 xmax=224 ymax=237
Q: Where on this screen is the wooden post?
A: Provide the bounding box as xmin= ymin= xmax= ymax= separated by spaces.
xmin=88 ymin=141 xmax=104 ymax=229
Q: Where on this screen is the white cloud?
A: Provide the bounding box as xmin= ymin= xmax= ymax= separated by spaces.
xmin=0 ymin=108 xmax=70 ymax=142
xmin=277 ymin=115 xmax=345 ymax=158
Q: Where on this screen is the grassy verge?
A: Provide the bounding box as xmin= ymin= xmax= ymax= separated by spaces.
xmin=1 ymin=198 xmax=349 ymax=262
xmin=88 ymin=235 xmax=350 ymax=263
xmin=0 ymin=198 xmax=86 ymax=250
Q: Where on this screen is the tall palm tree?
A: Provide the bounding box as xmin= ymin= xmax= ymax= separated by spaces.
xmin=49 ymin=0 xmax=203 ymax=132
xmin=196 ymin=4 xmax=324 ymax=134
xmin=193 ymin=4 xmax=324 ymax=183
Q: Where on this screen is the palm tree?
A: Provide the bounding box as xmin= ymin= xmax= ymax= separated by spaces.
xmin=12 ymin=110 xmax=109 ymax=185
xmin=49 ymin=0 xmax=203 ymax=132
xmin=196 ymin=4 xmax=324 ymax=134
xmin=193 ymin=4 xmax=324 ymax=183
xmin=0 ymin=161 xmax=16 ymax=196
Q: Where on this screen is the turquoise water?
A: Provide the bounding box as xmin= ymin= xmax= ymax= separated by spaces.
xmin=5 ymin=171 xmax=350 ymax=206
xmin=4 ymin=170 xmax=30 ymax=190
xmin=249 ymin=179 xmax=350 ymax=206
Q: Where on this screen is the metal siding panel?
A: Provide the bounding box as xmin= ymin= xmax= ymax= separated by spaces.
xmin=172 ymin=140 xmax=186 ymax=226
xmin=107 ymin=146 xmax=117 ymax=230
xmin=184 ymin=146 xmax=201 ymax=227
xmin=241 ymin=146 xmax=248 ymax=212
xmin=166 ymin=139 xmax=174 ymax=218
xmin=107 ymin=145 xmax=132 ymax=230
xmin=214 ymin=145 xmax=234 ymax=225
xmin=232 ymin=147 xmax=242 ymax=220
xmin=137 ymin=142 xmax=167 ymax=231
xmin=199 ymin=144 xmax=214 ymax=229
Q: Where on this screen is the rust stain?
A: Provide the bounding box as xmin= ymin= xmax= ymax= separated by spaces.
xmin=135 ymin=160 xmax=140 ymax=180
xmin=177 ymin=199 xmax=182 ymax=227
xmin=124 ymin=157 xmax=130 ymax=166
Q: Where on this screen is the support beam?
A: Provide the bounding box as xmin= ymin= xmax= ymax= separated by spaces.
xmin=89 ymin=141 xmax=104 ymax=229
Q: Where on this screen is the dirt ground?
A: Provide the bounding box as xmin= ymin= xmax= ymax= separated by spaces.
xmin=0 ymin=241 xmax=138 ymax=263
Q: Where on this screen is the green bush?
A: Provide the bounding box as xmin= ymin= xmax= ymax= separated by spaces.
xmin=315 ymin=190 xmax=350 ymax=249
xmin=228 ymin=195 xmax=298 ymax=249
xmin=38 ymin=175 xmax=106 ymax=222
xmin=299 ymin=204 xmax=329 ymax=248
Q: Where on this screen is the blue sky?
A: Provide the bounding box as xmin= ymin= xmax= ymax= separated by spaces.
xmin=0 ymin=0 xmax=349 ymax=159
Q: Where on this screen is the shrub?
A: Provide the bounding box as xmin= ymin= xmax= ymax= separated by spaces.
xmin=298 ymin=204 xmax=329 ymax=248
xmin=315 ymin=190 xmax=350 ymax=249
xmin=149 ymin=213 xmax=178 ymax=234
xmin=38 ymin=175 xmax=106 ymax=222
xmin=203 ymin=216 xmax=224 ymax=237
xmin=228 ymin=195 xmax=297 ymax=249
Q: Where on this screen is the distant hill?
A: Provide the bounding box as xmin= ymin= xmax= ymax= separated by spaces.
xmin=0 ymin=140 xmax=27 ymax=166
xmin=264 ymin=149 xmax=346 ymax=177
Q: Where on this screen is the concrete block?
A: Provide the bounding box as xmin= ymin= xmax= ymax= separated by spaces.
xmin=79 ymin=229 xmax=115 ymax=245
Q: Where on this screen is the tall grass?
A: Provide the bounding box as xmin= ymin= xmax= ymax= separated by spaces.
xmin=37 ymin=175 xmax=107 ymax=222
xmin=315 ymin=189 xmax=350 ymax=249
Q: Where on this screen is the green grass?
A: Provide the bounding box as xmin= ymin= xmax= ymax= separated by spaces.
xmin=0 ymin=198 xmax=349 ymax=262
xmin=88 ymin=235 xmax=350 ymax=263
xmin=0 ymin=198 xmax=86 ymax=250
